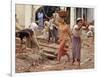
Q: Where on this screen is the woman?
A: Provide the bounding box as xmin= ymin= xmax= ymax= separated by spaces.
xmin=55 ymin=13 xmax=71 ymax=63
xmin=72 ymin=18 xmax=83 ymax=66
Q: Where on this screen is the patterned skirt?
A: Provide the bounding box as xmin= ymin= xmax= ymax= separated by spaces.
xmin=72 ymin=35 xmax=81 ymax=61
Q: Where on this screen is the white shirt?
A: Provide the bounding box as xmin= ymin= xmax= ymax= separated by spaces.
xmin=44 ymin=21 xmax=50 ymax=27
xmin=72 ymin=25 xmax=81 ymax=37
xmin=29 ymin=22 xmax=38 ymax=31
xmin=49 ymin=19 xmax=54 ymax=30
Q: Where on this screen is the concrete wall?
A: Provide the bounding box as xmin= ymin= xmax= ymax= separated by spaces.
xmin=70 ymin=8 xmax=94 ymax=29
xmin=87 ymin=8 xmax=94 ymax=23
xmin=16 ymin=4 xmax=25 ymax=27
xmin=16 ymin=5 xmax=94 ymax=29
xmin=16 ymin=4 xmax=41 ymax=28
xmin=24 ymin=5 xmax=32 ymax=28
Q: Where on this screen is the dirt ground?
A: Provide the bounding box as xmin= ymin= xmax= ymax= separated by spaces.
xmin=15 ymin=31 xmax=94 ymax=73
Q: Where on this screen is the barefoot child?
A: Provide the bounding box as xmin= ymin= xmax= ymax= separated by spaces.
xmin=57 ymin=39 xmax=70 ymax=62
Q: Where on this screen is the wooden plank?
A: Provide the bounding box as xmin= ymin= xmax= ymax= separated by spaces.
xmin=42 ymin=48 xmax=57 ymax=55
xmin=39 ymin=43 xmax=59 ymax=49
xmin=42 ymin=52 xmax=56 ymax=59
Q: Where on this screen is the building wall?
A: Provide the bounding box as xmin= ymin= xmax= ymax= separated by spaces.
xmin=16 ymin=5 xmax=94 ymax=29
xmin=24 ymin=5 xmax=32 ymax=28
xmin=87 ymin=8 xmax=94 ymax=23
xmin=70 ymin=8 xmax=94 ymax=29
xmin=16 ymin=4 xmax=25 ymax=27
xmin=16 ymin=4 xmax=41 ymax=28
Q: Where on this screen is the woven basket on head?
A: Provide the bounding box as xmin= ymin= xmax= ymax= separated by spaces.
xmin=58 ymin=11 xmax=67 ymax=17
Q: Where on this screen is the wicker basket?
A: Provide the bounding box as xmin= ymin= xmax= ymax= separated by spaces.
xmin=58 ymin=11 xmax=67 ymax=17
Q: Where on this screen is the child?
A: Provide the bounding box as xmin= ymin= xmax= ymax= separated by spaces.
xmin=57 ymin=39 xmax=70 ymax=63
xmin=42 ymin=21 xmax=49 ymax=39
xmin=87 ymin=24 xmax=94 ymax=37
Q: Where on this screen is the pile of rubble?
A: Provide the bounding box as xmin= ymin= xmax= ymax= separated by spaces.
xmin=15 ymin=35 xmax=70 ymax=72
xmin=15 ymin=37 xmax=45 ymax=72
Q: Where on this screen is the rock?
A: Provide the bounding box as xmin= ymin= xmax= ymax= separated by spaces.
xmin=42 ymin=52 xmax=56 ymax=60
xmin=43 ymin=48 xmax=57 ymax=55
xmin=39 ymin=43 xmax=59 ymax=49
